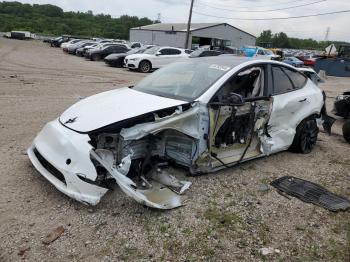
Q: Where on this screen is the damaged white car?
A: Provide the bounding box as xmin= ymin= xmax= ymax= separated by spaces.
xmin=28 ymin=57 xmax=332 ymax=209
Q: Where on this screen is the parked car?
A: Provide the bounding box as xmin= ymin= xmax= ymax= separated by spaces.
xmin=300 ymin=55 xmax=317 ymax=66
xmin=61 ymin=39 xmax=81 ymax=49
xmin=79 ymin=43 xmax=119 ymax=57
xmin=76 ymin=43 xmax=99 ymax=57
xmin=67 ymin=41 xmax=96 ymax=55
xmin=129 ymin=42 xmax=142 ymax=48
xmin=27 ymin=57 xmax=332 ymax=209
xmin=333 ymin=91 xmax=350 ymax=118
xmin=104 ymin=46 xmax=154 ymax=67
xmin=189 ymin=49 xmax=222 ymax=58
xmin=242 ymin=46 xmax=280 ymax=60
xmin=125 ymin=46 xmax=190 ymax=73
xmin=50 ymin=36 xmax=68 ymax=47
xmin=85 ymin=44 xmax=129 ymax=61
xmin=283 ymin=57 xmax=304 ymax=67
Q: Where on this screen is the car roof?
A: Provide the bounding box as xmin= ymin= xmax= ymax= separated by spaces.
xmin=183 ymin=56 xmax=300 ymax=72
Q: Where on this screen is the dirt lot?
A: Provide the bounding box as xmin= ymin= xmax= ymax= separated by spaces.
xmin=0 ymin=38 xmax=349 ymax=261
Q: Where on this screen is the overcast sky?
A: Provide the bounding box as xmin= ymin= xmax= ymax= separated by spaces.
xmin=16 ymin=0 xmax=350 ymax=41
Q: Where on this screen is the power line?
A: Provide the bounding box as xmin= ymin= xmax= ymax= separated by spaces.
xmin=193 ymin=9 xmax=350 ymax=20
xmin=196 ymin=0 xmax=310 ymax=9
xmin=195 ymin=0 xmax=327 ymax=13
xmin=185 ymin=0 xmax=195 ymax=49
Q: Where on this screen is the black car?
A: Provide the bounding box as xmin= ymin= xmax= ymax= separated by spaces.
xmin=189 ymin=49 xmax=222 ymax=58
xmin=333 ymin=91 xmax=350 ymax=118
xmin=85 ymin=45 xmax=129 ymax=61
xmin=104 ymin=46 xmax=154 ymax=67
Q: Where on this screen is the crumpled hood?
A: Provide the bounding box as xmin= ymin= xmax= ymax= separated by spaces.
xmin=59 ymin=87 xmax=186 ymax=133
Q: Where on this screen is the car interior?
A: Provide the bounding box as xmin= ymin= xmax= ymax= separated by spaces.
xmin=213 ymin=66 xmax=264 ymax=102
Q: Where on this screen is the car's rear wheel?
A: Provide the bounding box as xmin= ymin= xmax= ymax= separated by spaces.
xmin=342 ymin=120 xmax=350 ymax=143
xmin=290 ymin=118 xmax=319 ymax=153
xmin=139 ymin=60 xmax=151 ymax=73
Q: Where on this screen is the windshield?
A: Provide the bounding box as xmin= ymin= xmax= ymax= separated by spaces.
xmin=133 ymin=61 xmax=231 ymax=101
xmin=127 ymin=48 xmax=146 ymax=55
xmin=189 ymin=49 xmax=204 ymax=57
xmin=264 ymin=49 xmax=274 ymax=55
xmin=144 ymin=46 xmax=161 ymax=55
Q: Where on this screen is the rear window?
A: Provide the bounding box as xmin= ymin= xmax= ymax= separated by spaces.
xmin=283 ymin=68 xmax=307 ymax=89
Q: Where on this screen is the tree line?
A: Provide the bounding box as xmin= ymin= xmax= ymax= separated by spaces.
xmin=256 ymin=30 xmax=348 ymax=50
xmin=0 ymin=1 xmax=155 ymax=39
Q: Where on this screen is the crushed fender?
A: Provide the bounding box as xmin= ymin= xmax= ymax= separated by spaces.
xmin=271 ymin=176 xmax=350 ymax=212
xmin=90 ymin=150 xmax=191 ymax=209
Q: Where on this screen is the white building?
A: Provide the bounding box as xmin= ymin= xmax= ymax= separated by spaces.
xmin=130 ymin=23 xmax=256 ymax=49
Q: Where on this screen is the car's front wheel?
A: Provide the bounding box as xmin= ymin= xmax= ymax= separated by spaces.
xmin=139 ymin=60 xmax=152 ymax=73
xmin=290 ymin=118 xmax=319 ymax=153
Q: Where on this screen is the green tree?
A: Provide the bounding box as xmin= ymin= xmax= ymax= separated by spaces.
xmin=0 ymin=1 xmax=155 ymax=39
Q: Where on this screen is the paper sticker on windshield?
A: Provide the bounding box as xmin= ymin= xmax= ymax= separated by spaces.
xmin=209 ymin=64 xmax=231 ymax=71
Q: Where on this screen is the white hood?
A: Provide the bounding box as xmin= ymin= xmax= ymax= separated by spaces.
xmin=126 ymin=54 xmax=153 ymax=60
xmin=59 ymin=87 xmax=186 ymax=133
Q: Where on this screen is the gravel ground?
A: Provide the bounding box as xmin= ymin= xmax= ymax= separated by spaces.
xmin=0 ymin=38 xmax=349 ymax=261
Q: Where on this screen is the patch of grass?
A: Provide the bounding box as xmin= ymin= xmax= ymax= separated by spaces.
xmin=159 ymin=223 xmax=169 ymax=233
xmin=259 ymin=177 xmax=270 ymax=185
xmin=203 ymin=207 xmax=245 ymax=231
xmin=143 ymin=223 xmax=156 ymax=245
xmin=241 ymin=163 xmax=256 ymax=171
xmin=257 ymin=223 xmax=271 ymax=245
xmin=295 ymin=225 xmax=306 ymax=231
xmin=181 ymin=228 xmax=192 ymax=236
xmin=118 ymin=246 xmax=144 ymax=261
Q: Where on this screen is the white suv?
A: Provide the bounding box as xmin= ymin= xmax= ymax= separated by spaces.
xmin=125 ymin=46 xmax=189 ymax=73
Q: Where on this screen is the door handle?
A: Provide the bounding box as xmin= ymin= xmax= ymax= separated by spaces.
xmin=299 ymin=98 xmax=307 ymax=102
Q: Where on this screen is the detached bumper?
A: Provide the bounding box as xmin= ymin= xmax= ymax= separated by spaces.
xmin=27 ymin=120 xmax=108 ymax=205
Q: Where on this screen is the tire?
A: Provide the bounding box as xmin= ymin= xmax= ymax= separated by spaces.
xmin=91 ymin=54 xmax=100 ymax=61
xmin=139 ymin=60 xmax=152 ymax=73
xmin=342 ymin=120 xmax=350 ymax=143
xmin=289 ymin=118 xmax=319 ymax=153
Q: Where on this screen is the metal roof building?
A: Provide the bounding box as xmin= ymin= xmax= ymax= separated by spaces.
xmin=130 ymin=23 xmax=256 ymax=49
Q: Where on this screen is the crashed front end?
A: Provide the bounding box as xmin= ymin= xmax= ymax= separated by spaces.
xmin=27 ymin=102 xmax=207 ymax=209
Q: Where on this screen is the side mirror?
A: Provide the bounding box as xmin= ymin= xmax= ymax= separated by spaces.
xmin=228 ymin=92 xmax=244 ymax=105
xmin=155 ymin=51 xmax=161 ymax=56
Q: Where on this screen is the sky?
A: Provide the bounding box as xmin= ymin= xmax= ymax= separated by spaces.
xmin=14 ymin=0 xmax=350 ymax=41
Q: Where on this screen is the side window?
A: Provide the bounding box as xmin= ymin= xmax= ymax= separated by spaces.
xmin=169 ymin=49 xmax=181 ymax=55
xmin=213 ymin=66 xmax=265 ymax=102
xmin=257 ymin=49 xmax=265 ymax=55
xmin=283 ymin=67 xmax=307 ymax=89
xmin=160 ymin=49 xmax=172 ymax=55
xmin=272 ymin=66 xmax=294 ymax=94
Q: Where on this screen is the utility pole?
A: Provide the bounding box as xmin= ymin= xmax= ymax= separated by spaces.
xmin=185 ymin=0 xmax=194 ymax=49
xmin=324 ymin=27 xmax=330 ymax=41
